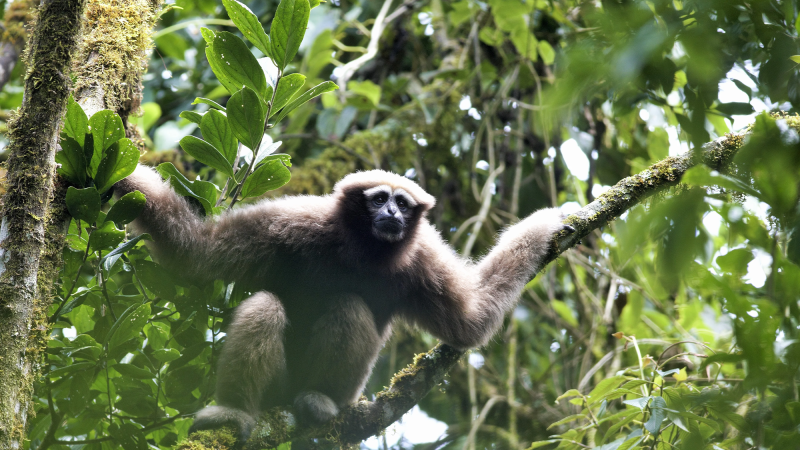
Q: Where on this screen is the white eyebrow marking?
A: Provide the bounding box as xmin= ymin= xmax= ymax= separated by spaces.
xmin=392 ymin=188 xmax=418 ymax=207
xmin=363 ymin=185 xmax=392 ymax=198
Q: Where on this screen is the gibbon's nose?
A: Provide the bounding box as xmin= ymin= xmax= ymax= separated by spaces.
xmin=386 ymin=203 xmax=398 ymax=215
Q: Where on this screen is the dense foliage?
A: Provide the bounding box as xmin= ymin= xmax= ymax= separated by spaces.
xmin=0 ymin=0 xmax=797 ymax=448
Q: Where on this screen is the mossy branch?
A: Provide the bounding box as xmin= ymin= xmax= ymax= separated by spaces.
xmin=175 ymin=127 xmax=754 ymax=449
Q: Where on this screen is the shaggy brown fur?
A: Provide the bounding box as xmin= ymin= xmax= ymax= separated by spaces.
xmin=116 ymin=166 xmax=570 ymax=439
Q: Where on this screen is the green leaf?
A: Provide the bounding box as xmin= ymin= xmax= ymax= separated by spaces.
xmin=88 ymin=221 xmax=125 ymax=251
xmin=716 ymin=248 xmax=753 ymax=274
xmin=133 ymin=259 xmax=176 ymax=300
xmin=107 ymin=302 xmax=151 ymax=350
xmin=587 ymin=376 xmax=630 ymax=405
xmin=644 ymin=396 xmax=667 ymax=434
xmin=201 ymin=27 xmax=216 ymax=44
xmin=527 ymin=441 xmax=557 ymax=449
xmin=94 ymin=138 xmax=139 ymax=193
xmin=271 ymin=73 xmax=306 ymax=116
xmin=555 ymin=388 xmax=582 ymax=403
xmin=63 ymin=95 xmax=89 ymax=146
xmin=193 ymin=97 xmax=226 ymax=111
xmin=252 ymin=146 xmax=286 ymax=169
xmin=271 ymin=81 xmax=338 ymax=124
xmin=49 ymin=361 xmax=95 ymax=378
xmin=309 ymin=0 xmax=320 ymax=7
xmin=228 ymin=86 xmax=267 ymax=150
xmin=65 ymin=186 xmax=101 ymax=223
xmin=179 ymin=110 xmax=204 ymax=125
xmin=538 ymin=40 xmax=556 ymax=65
xmin=551 ymin=299 xmax=577 ymax=327
xmin=790 ymin=55 xmax=800 ymax=64
xmin=269 ymin=0 xmax=310 ymax=71
xmin=179 ymin=135 xmax=235 ymax=177
xmin=201 ymin=109 xmax=238 ymax=166
xmin=114 ymin=363 xmax=154 ymax=379
xmin=546 ymin=414 xmax=586 ymax=430
xmin=105 ymin=190 xmax=146 ymax=227
xmin=715 ymin=102 xmax=755 ymax=116
xmin=89 ymin=110 xmax=125 ymax=175
xmin=155 ymin=163 xmax=218 ymax=215
xmin=100 ymin=234 xmax=150 ymax=273
xmin=152 ymin=348 xmax=181 ymax=362
xmin=206 ymin=31 xmax=268 ymax=100
xmin=347 ymin=79 xmax=381 ymax=107
xmin=56 ymin=137 xmax=88 ymax=186
xmin=241 ymin=159 xmax=291 ymax=198
xmin=141 ymin=102 xmax=161 ymax=132
xmin=222 ymin=0 xmax=271 ymax=57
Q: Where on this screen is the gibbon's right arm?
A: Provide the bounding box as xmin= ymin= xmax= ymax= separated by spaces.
xmin=115 ymin=166 xmax=223 ymax=284
xmin=402 ymin=207 xmax=570 ymax=350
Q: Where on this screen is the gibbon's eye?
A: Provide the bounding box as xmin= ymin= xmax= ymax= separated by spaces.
xmin=396 ymin=198 xmax=408 ymax=211
xmin=373 ymin=194 xmax=388 ymax=206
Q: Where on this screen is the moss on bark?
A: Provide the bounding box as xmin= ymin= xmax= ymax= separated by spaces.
xmin=73 ymin=0 xmax=162 ymax=122
xmin=0 ymin=0 xmax=88 ymax=447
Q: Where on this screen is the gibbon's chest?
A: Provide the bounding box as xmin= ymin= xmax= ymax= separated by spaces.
xmin=261 ymin=244 xmax=408 ymax=312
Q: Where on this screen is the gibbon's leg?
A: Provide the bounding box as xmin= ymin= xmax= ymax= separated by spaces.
xmin=191 ymin=292 xmax=288 ymax=440
xmin=291 ymin=295 xmax=389 ymax=425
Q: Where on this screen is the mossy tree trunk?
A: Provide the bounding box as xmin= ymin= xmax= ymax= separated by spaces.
xmin=0 ymin=0 xmax=88 ymax=448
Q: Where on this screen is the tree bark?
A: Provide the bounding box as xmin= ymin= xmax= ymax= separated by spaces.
xmin=176 ymin=126 xmax=754 ymax=449
xmin=0 ymin=0 xmax=87 ymax=448
xmin=73 ymin=0 xmax=162 ymax=123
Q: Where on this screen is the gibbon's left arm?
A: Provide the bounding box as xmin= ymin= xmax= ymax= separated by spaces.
xmin=114 ymin=165 xmax=333 ymax=286
xmin=402 ymin=208 xmax=569 ymax=350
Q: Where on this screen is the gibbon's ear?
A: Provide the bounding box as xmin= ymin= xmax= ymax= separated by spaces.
xmin=333 ymin=170 xmax=436 ymax=213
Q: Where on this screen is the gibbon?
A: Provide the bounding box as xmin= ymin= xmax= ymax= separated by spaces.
xmin=115 ymin=166 xmax=572 ymax=440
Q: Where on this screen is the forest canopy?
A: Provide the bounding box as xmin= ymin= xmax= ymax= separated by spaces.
xmin=0 ymin=0 xmax=798 ymax=449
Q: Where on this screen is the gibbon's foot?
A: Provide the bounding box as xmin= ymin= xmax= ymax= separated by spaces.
xmin=190 ymin=405 xmax=257 ymax=442
xmin=563 ymin=224 xmax=576 ymax=233
xmin=293 ymin=391 xmax=339 ymax=425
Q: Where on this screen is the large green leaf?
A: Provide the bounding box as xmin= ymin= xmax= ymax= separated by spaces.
xmin=63 ymin=95 xmax=89 ymax=146
xmin=271 ymin=73 xmax=306 ymax=116
xmin=227 ymin=86 xmax=267 ymax=151
xmin=271 ymin=81 xmax=338 ymax=124
xmin=94 ymin=138 xmax=139 ymax=193
xmin=179 ymin=110 xmax=204 ymax=125
xmin=100 ymin=233 xmax=150 ymax=273
xmin=155 ymin=163 xmax=218 ymax=215
xmin=201 ymin=109 xmax=238 ymax=165
xmin=192 ymin=97 xmax=226 ymax=111
xmin=88 ymin=220 xmax=125 ymax=251
xmin=56 ymin=137 xmax=87 ymax=186
xmin=89 ymin=110 xmax=125 ymax=176
xmin=179 ymin=135 xmax=234 ymax=177
xmin=133 ymin=260 xmax=176 ymax=300
xmin=222 ymin=0 xmax=271 ymax=57
xmin=105 ymin=190 xmax=146 ymax=228
xmin=269 ymin=0 xmax=310 ymax=71
xmin=107 ymin=302 xmax=151 ymax=350
xmin=65 ymin=186 xmax=100 ymax=223
xmin=241 ymin=159 xmax=291 ymax=198
xmin=206 ymin=31 xmax=268 ymax=100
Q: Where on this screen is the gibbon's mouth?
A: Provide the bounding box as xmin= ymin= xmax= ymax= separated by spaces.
xmin=374 ymin=217 xmax=404 ymax=234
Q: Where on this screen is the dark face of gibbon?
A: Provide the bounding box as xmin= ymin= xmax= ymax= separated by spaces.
xmin=363 ymin=185 xmax=418 ymax=243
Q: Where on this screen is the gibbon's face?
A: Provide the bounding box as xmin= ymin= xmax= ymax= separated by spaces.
xmin=363 ymin=185 xmax=418 ymax=242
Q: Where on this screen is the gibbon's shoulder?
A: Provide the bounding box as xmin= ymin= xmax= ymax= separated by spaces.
xmin=332 ymin=170 xmax=436 ymax=212
xmin=224 ymin=194 xmax=338 ymax=228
